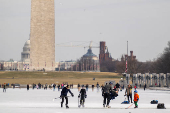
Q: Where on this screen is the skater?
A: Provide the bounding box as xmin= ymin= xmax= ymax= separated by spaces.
xmin=96 ymin=82 xmax=100 ymax=92
xmin=32 ymin=83 xmax=35 ymax=89
xmin=60 ymin=85 xmax=74 ymax=108
xmin=36 ymin=84 xmax=39 ymax=89
xmin=125 ymin=84 xmax=133 ymax=103
xmin=78 ymin=83 xmax=80 ymax=91
xmin=92 ymin=84 xmax=94 ymax=91
xmin=115 ymin=83 xmax=120 ymax=91
xmin=101 ymin=84 xmax=105 ymax=97
xmin=134 ymin=90 xmax=139 ymax=108
xmin=85 ymin=84 xmax=88 ymax=91
xmin=53 ymin=83 xmax=56 ymax=91
xmin=78 ymin=85 xmax=87 ymax=107
xmin=134 ymin=85 xmax=137 ymax=90
xmin=103 ymin=82 xmax=113 ymax=108
xmin=27 ymin=84 xmax=29 ymax=91
xmin=13 ymin=83 xmax=15 ymax=89
xmin=44 ymin=83 xmax=47 ymax=90
xmin=3 ymin=83 xmax=6 ymax=92
xmin=58 ymin=84 xmax=60 ymax=91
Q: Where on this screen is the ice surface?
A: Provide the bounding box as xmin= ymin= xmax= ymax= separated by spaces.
xmin=0 ymin=88 xmax=170 ymax=113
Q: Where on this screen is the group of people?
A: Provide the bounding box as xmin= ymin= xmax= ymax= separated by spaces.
xmin=2 ymin=81 xmax=139 ymax=109
xmin=125 ymin=84 xmax=139 ymax=108
xmin=60 ymin=84 xmax=88 ymax=108
xmin=1 ymin=83 xmax=7 ymax=92
xmin=60 ymin=82 xmax=139 ymax=109
xmin=60 ymin=82 xmax=120 ymax=109
xmin=29 ymin=83 xmax=74 ymax=91
xmin=101 ymin=82 xmax=119 ymax=108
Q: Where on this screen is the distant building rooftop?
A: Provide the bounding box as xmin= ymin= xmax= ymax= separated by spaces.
xmin=83 ymin=48 xmax=97 ymax=57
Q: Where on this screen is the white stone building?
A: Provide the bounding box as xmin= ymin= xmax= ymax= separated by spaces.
xmin=0 ymin=39 xmax=30 ymax=71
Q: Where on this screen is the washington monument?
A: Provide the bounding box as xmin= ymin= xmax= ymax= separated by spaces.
xmin=30 ymin=0 xmax=55 ymax=71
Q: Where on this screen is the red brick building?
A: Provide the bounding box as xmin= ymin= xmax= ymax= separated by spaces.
xmin=99 ymin=41 xmax=112 ymax=63
xmin=121 ymin=51 xmax=136 ymax=61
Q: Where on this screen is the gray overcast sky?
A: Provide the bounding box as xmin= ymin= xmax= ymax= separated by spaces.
xmin=0 ymin=0 xmax=170 ymax=62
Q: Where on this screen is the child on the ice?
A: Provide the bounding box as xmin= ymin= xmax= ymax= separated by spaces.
xmin=134 ymin=90 xmax=139 ymax=108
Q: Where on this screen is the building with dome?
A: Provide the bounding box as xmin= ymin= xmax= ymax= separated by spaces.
xmin=74 ymin=48 xmax=100 ymax=72
xmin=21 ymin=39 xmax=30 ymax=62
xmin=0 ymin=39 xmax=31 ymax=71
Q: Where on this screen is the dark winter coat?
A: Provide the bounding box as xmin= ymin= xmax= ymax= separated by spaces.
xmin=61 ymin=87 xmax=73 ymax=96
xmin=116 ymin=83 xmax=120 ymax=88
xmin=27 ymin=85 xmax=29 ymax=90
xmin=103 ymin=84 xmax=113 ymax=94
xmin=125 ymin=86 xmax=132 ymax=96
xmin=80 ymin=89 xmax=86 ymax=96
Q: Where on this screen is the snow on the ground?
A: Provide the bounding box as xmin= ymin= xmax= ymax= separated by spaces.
xmin=0 ymin=87 xmax=170 ymax=113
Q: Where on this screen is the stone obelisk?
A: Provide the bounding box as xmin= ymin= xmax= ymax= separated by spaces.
xmin=30 ymin=0 xmax=55 ymax=71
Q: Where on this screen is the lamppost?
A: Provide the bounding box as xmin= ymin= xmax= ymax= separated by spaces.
xmin=126 ymin=75 xmax=129 ymax=85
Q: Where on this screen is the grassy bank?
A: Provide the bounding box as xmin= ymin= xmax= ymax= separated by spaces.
xmin=0 ymin=71 xmax=122 ymax=85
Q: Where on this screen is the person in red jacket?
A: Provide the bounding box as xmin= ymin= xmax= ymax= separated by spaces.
xmin=134 ymin=90 xmax=139 ymax=108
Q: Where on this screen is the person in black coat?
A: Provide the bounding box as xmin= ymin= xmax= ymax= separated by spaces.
xmin=115 ymin=83 xmax=120 ymax=91
xmin=78 ymin=85 xmax=87 ymax=107
xmin=92 ymin=84 xmax=94 ymax=91
xmin=27 ymin=84 xmax=29 ymax=91
xmin=60 ymin=85 xmax=74 ymax=108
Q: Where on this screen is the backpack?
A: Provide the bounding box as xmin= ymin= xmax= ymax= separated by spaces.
xmin=151 ymin=100 xmax=158 ymax=104
xmin=157 ymin=103 xmax=166 ymax=109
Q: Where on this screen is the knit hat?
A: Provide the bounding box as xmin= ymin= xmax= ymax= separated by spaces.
xmin=134 ymin=90 xmax=138 ymax=93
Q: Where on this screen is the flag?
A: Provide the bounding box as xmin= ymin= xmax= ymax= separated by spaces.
xmin=125 ymin=56 xmax=128 ymax=73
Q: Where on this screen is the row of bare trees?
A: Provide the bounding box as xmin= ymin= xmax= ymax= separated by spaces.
xmin=101 ymin=41 xmax=170 ymax=74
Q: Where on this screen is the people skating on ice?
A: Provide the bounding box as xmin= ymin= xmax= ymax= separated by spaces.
xmin=125 ymin=84 xmax=133 ymax=103
xmin=103 ymin=82 xmax=113 ymax=108
xmin=78 ymin=85 xmax=87 ymax=108
xmin=134 ymin=90 xmax=139 ymax=108
xmin=60 ymin=85 xmax=74 ymax=108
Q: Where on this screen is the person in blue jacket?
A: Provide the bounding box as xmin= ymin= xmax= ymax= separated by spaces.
xmin=60 ymin=85 xmax=74 ymax=108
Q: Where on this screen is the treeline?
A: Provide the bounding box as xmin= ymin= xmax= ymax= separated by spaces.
xmin=100 ymin=41 xmax=170 ymax=74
